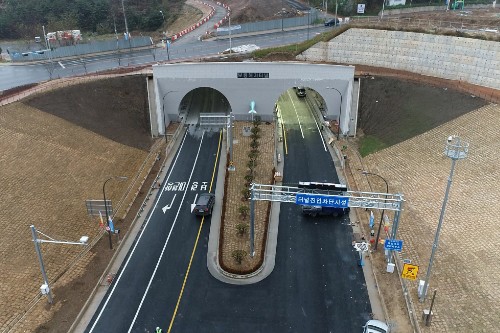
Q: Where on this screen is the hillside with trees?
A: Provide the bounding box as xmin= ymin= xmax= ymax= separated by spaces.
xmin=0 ymin=0 xmax=185 ymax=39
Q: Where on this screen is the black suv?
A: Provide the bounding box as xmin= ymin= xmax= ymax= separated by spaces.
xmin=302 ymin=205 xmax=349 ymax=217
xmin=193 ymin=193 xmax=215 ymax=216
xmin=324 ymin=18 xmax=340 ymax=27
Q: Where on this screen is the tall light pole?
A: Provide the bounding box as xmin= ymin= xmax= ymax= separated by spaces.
xmin=419 ymin=136 xmax=469 ymax=302
xmin=103 ymin=176 xmax=128 ymax=250
xmin=31 ymin=225 xmax=88 ymax=304
xmin=122 ymin=0 xmax=132 ymax=48
xmin=162 ymin=91 xmax=178 ymax=142
xmin=326 ymin=87 xmax=343 ymax=140
xmin=362 ymin=171 xmax=389 ymax=250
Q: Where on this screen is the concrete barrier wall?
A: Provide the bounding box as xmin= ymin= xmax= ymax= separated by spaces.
xmin=299 ymin=28 xmax=500 ymax=89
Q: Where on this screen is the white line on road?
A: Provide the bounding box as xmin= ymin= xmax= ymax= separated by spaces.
xmin=127 ymin=131 xmax=206 ymax=332
xmin=287 ymin=90 xmax=304 ymax=138
xmin=58 ymin=61 xmax=65 ymax=69
xmin=88 ymin=131 xmax=190 ymax=333
xmin=310 ymin=109 xmax=327 ymax=152
xmin=190 ymin=193 xmax=199 ymax=213
xmin=162 ymin=194 xmax=177 ymax=213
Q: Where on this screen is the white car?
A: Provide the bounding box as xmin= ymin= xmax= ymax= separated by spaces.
xmin=363 ymin=320 xmax=389 ymax=333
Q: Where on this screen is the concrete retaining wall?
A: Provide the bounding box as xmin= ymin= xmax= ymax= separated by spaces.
xmin=298 ymin=28 xmax=500 ymax=89
xmin=382 ymin=3 xmax=492 ymax=16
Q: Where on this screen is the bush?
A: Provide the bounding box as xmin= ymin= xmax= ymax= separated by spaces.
xmin=238 ymin=205 xmax=250 ymax=219
xmin=235 ymin=223 xmax=249 ymax=236
xmin=248 ymin=150 xmax=259 ymax=160
xmin=241 ymin=188 xmax=250 ymax=200
xmin=253 ymin=116 xmax=262 ymax=127
xmin=250 ymin=140 xmax=260 ymax=149
xmin=232 ymin=249 xmax=247 ymax=264
xmin=244 ymin=173 xmax=254 ymax=182
xmin=251 ymin=126 xmax=261 ymax=135
xmin=250 ymin=132 xmax=261 ymax=140
xmin=247 ymin=160 xmax=257 ymax=170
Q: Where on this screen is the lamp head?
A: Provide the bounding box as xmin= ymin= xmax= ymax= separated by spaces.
xmin=79 ymin=236 xmax=89 ymax=245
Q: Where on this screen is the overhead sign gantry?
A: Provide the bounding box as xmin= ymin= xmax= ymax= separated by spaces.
xmin=248 ymin=182 xmax=404 ymax=262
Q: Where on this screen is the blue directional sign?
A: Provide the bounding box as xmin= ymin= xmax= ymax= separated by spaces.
xmin=384 ymin=239 xmax=403 ymax=251
xmin=295 ymin=193 xmax=349 ymax=208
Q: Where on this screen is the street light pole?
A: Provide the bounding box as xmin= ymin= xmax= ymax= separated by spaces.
xmin=326 ymin=87 xmax=343 ymax=140
xmin=362 ymin=171 xmax=389 ymax=250
xmin=162 ymin=91 xmax=177 ymax=142
xmin=31 ymin=225 xmax=53 ymax=303
xmin=31 ymin=225 xmax=88 ymax=304
xmin=419 ymin=136 xmax=468 ymax=302
xmin=121 ymin=0 xmax=129 ymax=39
xmin=103 ymin=176 xmax=128 ymax=250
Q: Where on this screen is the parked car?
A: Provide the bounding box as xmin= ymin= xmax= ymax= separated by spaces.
xmin=363 ymin=320 xmax=389 ymax=333
xmin=301 ymin=205 xmax=349 ymax=217
xmin=192 ymin=193 xmax=215 ymax=216
xmin=324 ymin=18 xmax=340 ymax=26
xmin=296 ymin=86 xmax=306 ymax=97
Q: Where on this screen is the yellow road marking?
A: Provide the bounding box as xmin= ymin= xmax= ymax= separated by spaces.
xmin=167 ymin=130 xmax=222 ymax=333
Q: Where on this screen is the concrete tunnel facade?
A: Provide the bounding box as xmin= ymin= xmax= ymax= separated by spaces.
xmin=152 ymin=62 xmax=355 ymax=135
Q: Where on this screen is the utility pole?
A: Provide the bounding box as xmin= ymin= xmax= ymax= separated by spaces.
xmin=31 ymin=225 xmax=53 ymax=304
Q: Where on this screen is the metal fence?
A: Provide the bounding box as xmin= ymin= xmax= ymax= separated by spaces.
xmin=217 ymin=9 xmax=321 ymax=36
xmin=349 ymin=15 xmax=500 ymax=32
xmin=9 ymin=36 xmax=153 ymax=62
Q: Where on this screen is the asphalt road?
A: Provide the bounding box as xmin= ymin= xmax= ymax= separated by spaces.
xmin=0 ymin=25 xmax=334 ymax=91
xmin=86 ymin=90 xmax=372 ymax=332
xmin=86 ymin=129 xmax=223 ymax=333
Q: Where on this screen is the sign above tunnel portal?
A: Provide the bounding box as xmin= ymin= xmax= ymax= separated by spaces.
xmin=237 ymin=72 xmax=269 ymax=79
xmin=295 ymin=193 xmax=349 ymax=208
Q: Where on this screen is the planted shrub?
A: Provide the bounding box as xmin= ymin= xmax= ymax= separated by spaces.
xmin=235 ymin=223 xmax=249 ymax=236
xmin=247 ymin=160 xmax=257 ymax=169
xmin=241 ymin=188 xmax=250 ymax=200
xmin=232 ymin=249 xmax=247 ymax=264
xmin=253 ymin=116 xmax=262 ymax=127
xmin=250 ymin=140 xmax=260 ymax=149
xmin=238 ymin=205 xmax=250 ymax=219
xmin=251 ymin=126 xmax=261 ymax=135
xmin=248 ymin=150 xmax=259 ymax=160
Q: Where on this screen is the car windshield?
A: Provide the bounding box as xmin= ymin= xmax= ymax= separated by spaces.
xmin=367 ymin=325 xmax=387 ymax=333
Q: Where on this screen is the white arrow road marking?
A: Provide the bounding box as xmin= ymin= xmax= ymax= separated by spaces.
xmin=190 ymin=193 xmax=199 ymax=213
xmin=161 ymin=194 xmax=177 ymax=213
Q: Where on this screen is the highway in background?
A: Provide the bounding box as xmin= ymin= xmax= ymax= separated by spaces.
xmin=0 ymin=25 xmax=335 ymax=91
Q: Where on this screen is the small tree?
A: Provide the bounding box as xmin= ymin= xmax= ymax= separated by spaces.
xmin=244 ymin=173 xmax=254 ymax=183
xmin=253 ymin=116 xmax=262 ymax=127
xmin=248 ymin=150 xmax=258 ymax=160
xmin=247 ymin=160 xmax=257 ymax=170
xmin=238 ymin=205 xmax=250 ymax=219
xmin=241 ymin=188 xmax=250 ymax=200
xmin=232 ymin=249 xmax=247 ymax=264
xmin=250 ymin=140 xmax=260 ymax=149
xmin=235 ymin=223 xmax=249 ymax=236
xmin=250 ymin=132 xmax=261 ymax=140
xmin=251 ymin=126 xmax=261 ymax=135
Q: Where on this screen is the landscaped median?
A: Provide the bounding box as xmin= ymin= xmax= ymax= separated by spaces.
xmin=219 ymin=118 xmax=276 ymax=274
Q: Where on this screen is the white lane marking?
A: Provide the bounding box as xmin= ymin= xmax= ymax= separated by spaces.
xmin=191 ymin=193 xmax=199 ymax=213
xmin=310 ymin=109 xmax=327 ymax=152
xmin=58 ymin=61 xmax=65 ymax=69
xmin=287 ymin=90 xmax=304 ymax=138
xmin=88 ymin=130 xmax=189 ymax=333
xmin=127 ymin=131 xmax=206 ymax=332
xmin=162 ymin=194 xmax=177 ymax=213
